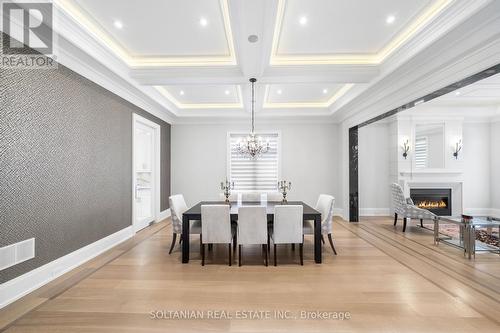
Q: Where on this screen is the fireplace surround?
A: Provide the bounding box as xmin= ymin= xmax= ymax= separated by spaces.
xmin=410 ymin=188 xmax=452 ymax=216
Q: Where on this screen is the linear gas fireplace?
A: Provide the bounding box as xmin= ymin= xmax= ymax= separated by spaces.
xmin=410 ymin=188 xmax=452 ymax=216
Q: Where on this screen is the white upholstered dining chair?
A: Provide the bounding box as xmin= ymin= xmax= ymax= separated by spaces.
xmin=266 ymin=192 xmax=283 ymax=202
xmin=303 ymin=194 xmax=337 ymax=255
xmin=237 ymin=206 xmax=268 ymax=266
xmin=168 ymin=194 xmax=201 ymax=254
xmin=218 ymin=192 xmax=282 ymax=203
xmin=201 ymin=205 xmax=235 ymax=266
xmin=271 ymin=205 xmax=304 ymax=266
xmin=391 ymin=183 xmax=437 ymax=232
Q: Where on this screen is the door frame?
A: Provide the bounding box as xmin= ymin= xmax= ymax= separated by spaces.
xmin=132 ymin=113 xmax=161 ymax=232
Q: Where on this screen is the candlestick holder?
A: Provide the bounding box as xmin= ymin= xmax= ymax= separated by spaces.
xmin=278 ymin=180 xmax=291 ymax=203
xmin=220 ymin=179 xmax=235 ymax=203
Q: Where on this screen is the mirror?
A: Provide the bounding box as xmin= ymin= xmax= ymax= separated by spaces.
xmin=414 ymin=123 xmax=445 ymax=169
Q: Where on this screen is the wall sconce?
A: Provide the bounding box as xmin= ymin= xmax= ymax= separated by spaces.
xmin=453 ymin=139 xmax=462 ymax=159
xmin=402 ymin=139 xmax=410 ymax=159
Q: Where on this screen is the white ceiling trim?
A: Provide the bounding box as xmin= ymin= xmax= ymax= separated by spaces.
xmin=54 ymin=0 xmax=237 ymax=67
xmin=269 ymin=0 xmax=453 ymax=66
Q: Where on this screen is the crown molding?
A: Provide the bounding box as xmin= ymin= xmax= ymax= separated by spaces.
xmin=332 ymin=0 xmax=500 ymax=126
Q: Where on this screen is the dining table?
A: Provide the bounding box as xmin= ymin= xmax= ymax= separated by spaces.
xmin=182 ymin=201 xmax=323 ymax=264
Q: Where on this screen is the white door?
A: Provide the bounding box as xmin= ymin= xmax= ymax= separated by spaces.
xmin=133 ymin=114 xmax=160 ymax=232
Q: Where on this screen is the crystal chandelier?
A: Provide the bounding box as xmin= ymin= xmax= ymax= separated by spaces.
xmin=236 ymin=78 xmax=270 ymax=159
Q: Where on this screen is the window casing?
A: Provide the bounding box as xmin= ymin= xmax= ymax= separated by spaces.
xmin=228 ymin=132 xmax=280 ymax=192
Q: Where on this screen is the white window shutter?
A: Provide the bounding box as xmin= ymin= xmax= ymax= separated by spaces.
xmin=229 ymin=133 xmax=279 ymax=192
xmin=415 ymin=137 xmax=428 ymax=168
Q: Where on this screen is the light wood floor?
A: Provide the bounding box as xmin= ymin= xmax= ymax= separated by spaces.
xmin=1 ymin=217 xmax=500 ymax=333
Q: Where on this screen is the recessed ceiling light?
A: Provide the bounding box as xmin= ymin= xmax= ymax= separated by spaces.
xmin=386 ymin=15 xmax=396 ymax=24
xmin=199 ymin=17 xmax=208 ymax=27
xmin=322 ymin=88 xmax=328 ymax=94
xmin=224 ymin=90 xmax=230 ymax=95
xmin=113 ymin=20 xmax=123 ymax=29
xmin=179 ymin=90 xmax=185 ymax=96
xmin=455 ymin=91 xmax=461 ymax=96
xmin=277 ymin=89 xmax=282 ymax=95
xmin=299 ymin=16 xmax=308 ymax=26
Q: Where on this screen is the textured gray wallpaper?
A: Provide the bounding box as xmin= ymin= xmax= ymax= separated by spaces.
xmin=0 ymin=33 xmax=171 ymax=283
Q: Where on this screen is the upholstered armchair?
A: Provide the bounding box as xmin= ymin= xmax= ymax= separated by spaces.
xmin=390 ymin=183 xmax=437 ymax=232
xmin=303 ymin=194 xmax=336 ymax=254
xmin=168 ymin=194 xmax=201 ymax=254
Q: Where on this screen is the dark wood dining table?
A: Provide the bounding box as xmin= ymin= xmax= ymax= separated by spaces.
xmin=182 ymin=201 xmax=323 ymax=264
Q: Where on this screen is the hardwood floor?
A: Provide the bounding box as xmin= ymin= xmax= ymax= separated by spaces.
xmin=1 ymin=217 xmax=500 ymax=332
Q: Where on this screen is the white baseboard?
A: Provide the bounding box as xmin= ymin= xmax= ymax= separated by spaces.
xmin=360 ymin=208 xmax=391 ymax=216
xmin=0 ymin=226 xmax=134 ymax=309
xmin=333 ymin=208 xmax=343 ymax=217
xmin=157 ymin=209 xmax=171 ymax=222
xmin=491 ymin=209 xmax=500 ymax=218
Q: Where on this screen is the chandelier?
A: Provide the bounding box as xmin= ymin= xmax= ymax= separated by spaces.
xmin=236 ymin=78 xmax=270 ymax=159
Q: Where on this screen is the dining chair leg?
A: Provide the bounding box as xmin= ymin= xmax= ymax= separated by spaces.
xmin=264 ymin=244 xmax=268 ymax=267
xmin=321 ymin=235 xmax=325 ymax=244
xmin=233 ymin=233 xmax=237 ymax=252
xmin=238 ymin=245 xmax=242 ymax=267
xmin=274 ymin=244 xmax=277 ymax=266
xmin=299 ymin=243 xmax=303 ymax=266
xmin=168 ymin=233 xmax=177 ymax=254
xmin=420 ymin=219 xmax=424 ymax=228
xmin=179 ymin=235 xmax=182 ymax=244
xmin=394 ymin=213 xmax=398 ymax=226
xmin=228 ymin=244 xmax=232 ymax=266
xmin=267 ymin=234 xmax=271 ymax=254
xmin=327 ymin=233 xmax=337 ymax=255
xmin=403 ymin=218 xmax=407 ymax=232
xmin=201 ymin=242 xmax=205 ymax=266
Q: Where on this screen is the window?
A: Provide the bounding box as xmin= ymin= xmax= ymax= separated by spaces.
xmin=228 ymin=132 xmax=280 ymax=192
xmin=415 ymin=136 xmax=428 ymax=168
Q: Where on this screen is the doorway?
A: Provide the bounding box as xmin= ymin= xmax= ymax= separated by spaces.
xmin=133 ymin=114 xmax=161 ymax=232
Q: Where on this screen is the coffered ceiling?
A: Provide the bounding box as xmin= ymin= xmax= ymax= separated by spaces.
xmin=52 ymin=0 xmax=497 ymax=121
xmin=64 ymin=0 xmax=236 ymax=66
xmin=271 ymin=0 xmax=449 ymax=65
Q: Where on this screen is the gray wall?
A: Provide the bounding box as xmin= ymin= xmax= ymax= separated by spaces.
xmin=0 ymin=33 xmax=171 ymax=283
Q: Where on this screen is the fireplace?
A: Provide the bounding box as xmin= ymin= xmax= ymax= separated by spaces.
xmin=410 ymin=188 xmax=452 ymax=216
